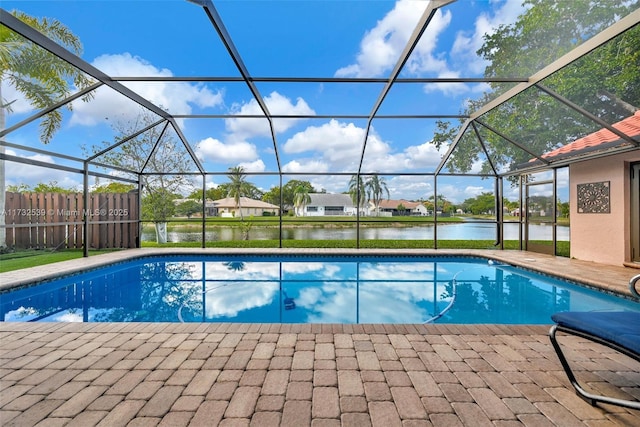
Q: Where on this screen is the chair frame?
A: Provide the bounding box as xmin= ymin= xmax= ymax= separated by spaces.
xmin=549 ymin=274 xmax=640 ymax=410
xmin=549 ymin=322 xmax=640 ymax=410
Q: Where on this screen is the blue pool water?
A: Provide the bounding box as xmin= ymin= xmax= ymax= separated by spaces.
xmin=1 ymin=255 xmax=638 ymax=324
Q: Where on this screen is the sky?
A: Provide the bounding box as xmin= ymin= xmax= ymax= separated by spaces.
xmin=2 ymin=0 xmax=568 ymax=203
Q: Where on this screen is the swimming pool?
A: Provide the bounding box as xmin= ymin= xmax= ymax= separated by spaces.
xmin=1 ymin=255 xmax=638 ymax=324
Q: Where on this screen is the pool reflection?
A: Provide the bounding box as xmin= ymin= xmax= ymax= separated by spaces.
xmin=1 ymin=257 xmax=635 ymax=324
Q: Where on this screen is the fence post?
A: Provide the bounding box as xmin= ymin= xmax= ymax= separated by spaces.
xmin=83 ymin=161 xmax=90 ymax=257
xmin=54 ymin=192 xmax=66 ymax=248
xmin=35 ymin=192 xmax=45 ymax=249
xmin=4 ymin=192 xmax=16 ymax=248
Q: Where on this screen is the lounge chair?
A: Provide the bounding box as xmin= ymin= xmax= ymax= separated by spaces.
xmin=549 ymin=274 xmax=640 ymax=410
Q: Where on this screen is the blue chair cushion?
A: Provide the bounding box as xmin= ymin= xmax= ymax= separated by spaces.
xmin=551 ymin=311 xmax=640 ymax=355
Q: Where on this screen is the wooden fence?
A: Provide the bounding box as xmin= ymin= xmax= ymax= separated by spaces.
xmin=3 ymin=192 xmax=139 ymax=250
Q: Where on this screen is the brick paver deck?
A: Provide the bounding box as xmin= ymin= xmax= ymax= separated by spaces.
xmin=1 ymin=322 xmax=638 ymax=426
xmin=1 ymin=249 xmax=639 ymax=425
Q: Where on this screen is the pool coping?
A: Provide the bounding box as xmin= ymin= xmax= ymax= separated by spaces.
xmin=1 ymin=248 xmax=638 ymax=299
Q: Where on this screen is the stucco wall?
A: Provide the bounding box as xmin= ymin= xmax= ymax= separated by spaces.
xmin=570 ymin=150 xmax=640 ymax=265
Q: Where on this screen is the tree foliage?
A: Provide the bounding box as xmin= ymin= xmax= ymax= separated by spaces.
xmin=365 ymin=174 xmax=390 ymax=216
xmin=434 ymin=0 xmax=640 ymax=176
xmin=92 ymin=182 xmax=136 ymax=193
xmin=348 ymin=175 xmax=366 ymax=210
xmin=219 ymin=181 xmax=263 ymax=201
xmin=5 ymin=183 xmax=30 ymax=193
xmin=261 ymin=180 xmax=316 ymax=214
xmin=261 ymin=186 xmax=281 ymax=207
xmin=0 ymin=10 xmax=94 ymax=142
xmin=86 ymin=109 xmax=195 ymax=243
xmin=175 ymin=200 xmax=202 ymax=218
xmin=141 ymin=189 xmax=175 ymax=223
xmin=5 ymin=181 xmax=75 ymax=193
xmin=1 ymin=10 xmax=93 ymax=248
xmin=460 ymin=192 xmax=496 ymax=215
xmin=424 ymin=194 xmax=454 ymax=214
xmin=283 ymin=180 xmax=315 ymax=207
xmin=293 ymin=185 xmax=312 ymax=217
xmin=87 ymin=109 xmax=194 ymax=221
xmin=226 ymin=166 xmax=251 ymax=220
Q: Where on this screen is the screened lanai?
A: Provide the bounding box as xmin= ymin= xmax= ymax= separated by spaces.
xmin=1 ymin=0 xmax=639 ymax=258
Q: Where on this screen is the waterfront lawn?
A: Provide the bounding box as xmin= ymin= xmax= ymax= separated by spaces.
xmin=0 ymin=249 xmax=119 ymax=273
xmin=0 ymin=240 xmax=570 ymax=273
xmin=142 ymin=239 xmax=569 ymax=256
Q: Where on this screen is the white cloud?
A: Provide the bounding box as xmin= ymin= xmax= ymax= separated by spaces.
xmin=225 ymin=92 xmax=315 ymax=140
xmin=306 ymin=175 xmax=352 ymax=195
xmin=420 ymin=0 xmax=526 ymax=99
xmin=195 ymin=137 xmax=258 ymax=164
xmin=282 ymin=159 xmax=329 ymax=174
xmin=335 ymin=0 xmax=452 ymax=78
xmin=450 ymin=0 xmax=527 ymax=74
xmin=70 ymin=53 xmax=223 ymax=126
xmin=195 ymin=91 xmax=315 ymax=168
xmin=238 ymin=159 xmax=266 ymax=173
xmin=4 ymin=150 xmax=82 ymax=190
xmin=464 ymin=185 xmax=487 ymax=198
xmin=402 ymin=141 xmax=445 ymax=170
xmin=1 ymin=78 xmax=32 ymax=114
xmin=283 ymin=119 xmax=367 ymax=171
xmin=421 ymin=71 xmax=493 ymax=98
xmin=282 ymin=119 xmax=448 ymax=177
xmin=205 ymin=282 xmax=279 ymax=318
xmin=470 ymin=158 xmax=485 ymax=174
xmin=337 ymin=0 xmax=526 ymax=99
xmin=386 ymin=176 xmax=433 ymax=200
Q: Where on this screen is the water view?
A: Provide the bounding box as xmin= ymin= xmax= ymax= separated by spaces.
xmin=142 ymin=222 xmax=569 ymax=243
xmin=2 ymin=255 xmax=633 ymax=325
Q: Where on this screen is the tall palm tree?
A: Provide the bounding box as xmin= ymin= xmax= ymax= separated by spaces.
xmin=293 ymin=185 xmax=311 ymax=217
xmin=1 ymin=10 xmax=94 ymax=247
xmin=348 ymin=174 xmax=366 ymax=215
xmin=366 ymin=174 xmax=390 ymax=216
xmin=226 ymin=166 xmax=250 ymax=220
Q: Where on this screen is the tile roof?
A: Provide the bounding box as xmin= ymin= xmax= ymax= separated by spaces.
xmin=308 ymin=193 xmax=354 ymax=207
xmin=377 ymin=199 xmax=422 ymax=209
xmin=213 ymin=197 xmax=279 ymax=209
xmin=540 ymin=110 xmax=640 ymax=160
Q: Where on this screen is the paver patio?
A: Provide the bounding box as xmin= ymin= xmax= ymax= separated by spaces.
xmin=1 ymin=249 xmax=639 ymax=426
xmin=1 ymin=322 xmax=639 ymax=426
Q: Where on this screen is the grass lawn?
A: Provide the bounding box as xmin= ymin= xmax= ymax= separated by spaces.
xmin=0 ymin=238 xmax=570 ymax=273
xmin=0 ymin=249 xmax=118 ymax=273
xmin=141 ymin=239 xmax=568 ymax=256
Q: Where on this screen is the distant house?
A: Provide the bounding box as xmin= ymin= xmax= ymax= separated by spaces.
xmin=212 ymin=197 xmax=279 ymax=217
xmin=373 ymin=199 xmax=428 ymax=216
xmin=301 ymin=193 xmax=359 ymax=216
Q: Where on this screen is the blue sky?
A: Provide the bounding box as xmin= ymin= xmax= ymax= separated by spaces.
xmin=1 ymin=0 xmax=563 ymax=203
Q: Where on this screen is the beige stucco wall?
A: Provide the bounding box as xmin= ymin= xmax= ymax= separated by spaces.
xmin=570 ymin=150 xmax=640 ymax=266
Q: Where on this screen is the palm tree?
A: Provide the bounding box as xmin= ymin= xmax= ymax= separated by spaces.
xmin=293 ymin=185 xmax=311 ymax=217
xmin=223 ymin=261 xmax=246 ymax=272
xmin=226 ymin=166 xmax=250 ymax=220
xmin=366 ymin=174 xmax=390 ymax=217
xmin=348 ymin=174 xmax=366 ymax=215
xmin=1 ymin=10 xmax=94 ymax=247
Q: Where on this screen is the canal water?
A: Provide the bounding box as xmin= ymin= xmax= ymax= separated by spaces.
xmin=142 ymin=222 xmax=569 ymax=243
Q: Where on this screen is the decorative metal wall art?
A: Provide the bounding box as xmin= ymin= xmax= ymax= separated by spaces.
xmin=577 ymin=181 xmax=610 ymax=213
